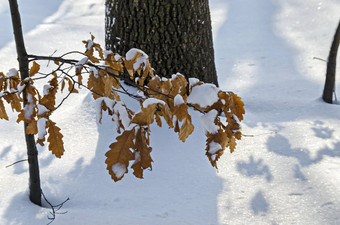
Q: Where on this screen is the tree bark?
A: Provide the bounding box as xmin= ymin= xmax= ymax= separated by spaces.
xmin=322 ymin=20 xmax=340 ymax=104
xmin=9 ymin=0 xmax=41 ymax=206
xmin=105 ymin=0 xmax=218 ymax=86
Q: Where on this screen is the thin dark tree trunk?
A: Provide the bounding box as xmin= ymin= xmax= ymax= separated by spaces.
xmin=9 ymin=0 xmax=41 ymax=206
xmin=322 ymin=20 xmax=340 ymax=104
xmin=105 ymin=0 xmax=218 ymax=86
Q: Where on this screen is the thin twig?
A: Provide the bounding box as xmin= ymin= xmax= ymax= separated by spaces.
xmin=5 ymin=159 xmax=28 ymax=168
xmin=313 ymin=57 xmax=327 ymax=62
xmin=242 ymin=131 xmax=277 ymax=137
xmin=41 ymin=190 xmax=69 ymax=225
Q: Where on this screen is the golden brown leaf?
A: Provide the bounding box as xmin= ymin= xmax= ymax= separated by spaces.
xmin=178 ymin=116 xmax=194 ymax=142
xmin=40 ymin=75 xmax=58 ymax=110
xmin=131 ymin=103 xmax=157 ymax=126
xmin=87 ymin=72 xmax=104 ymax=99
xmin=29 ymin=61 xmax=40 ymax=77
xmin=174 ymin=119 xmax=180 ymax=133
xmin=4 ymin=94 xmax=22 ymax=113
xmin=173 ymin=102 xmax=188 ymax=122
xmin=0 ymin=98 xmax=8 ymax=120
xmin=47 ymin=120 xmax=65 ymax=158
xmin=229 ymin=92 xmax=245 ymax=121
xmin=205 ymin=130 xmax=228 ymax=168
xmin=170 ymin=74 xmax=188 ymax=96
xmin=229 ymin=136 xmax=237 ymax=153
xmin=60 ymin=78 xmax=66 ymax=92
xmin=155 ymin=112 xmax=162 ymax=127
xmin=105 ymin=128 xmax=136 ymax=181
xmin=26 ymin=120 xmax=38 ymax=135
xmin=131 ymin=127 xmax=153 ymax=178
xmin=158 ymin=103 xmax=173 ymax=128
xmin=0 ymin=74 xmax=5 ymax=91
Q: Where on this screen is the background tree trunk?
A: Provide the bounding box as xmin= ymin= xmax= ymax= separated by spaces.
xmin=322 ymin=20 xmax=340 ymax=104
xmin=9 ymin=0 xmax=42 ymax=206
xmin=105 ymin=0 xmax=218 ymax=86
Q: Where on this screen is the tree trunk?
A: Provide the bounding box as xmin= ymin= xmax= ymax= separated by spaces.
xmin=9 ymin=0 xmax=42 ymax=206
xmin=322 ymin=20 xmax=340 ymax=104
xmin=105 ymin=0 xmax=218 ymax=86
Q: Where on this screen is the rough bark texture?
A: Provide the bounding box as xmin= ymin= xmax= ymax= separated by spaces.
xmin=323 ymin=20 xmax=340 ymax=104
xmin=105 ymin=0 xmax=218 ymax=86
xmin=9 ymin=0 xmax=41 ymax=206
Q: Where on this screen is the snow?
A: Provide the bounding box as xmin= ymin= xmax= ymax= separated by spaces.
xmin=24 ymin=93 xmax=35 ymax=120
xmin=1 ymin=0 xmax=340 ymax=224
xmin=125 ymin=48 xmax=148 ymax=61
xmin=37 ymin=104 xmax=50 ymax=116
xmin=42 ymin=84 xmax=52 ymax=96
xmin=126 ymin=48 xmax=149 ymax=70
xmin=187 ymin=83 xmax=220 ymax=108
xmin=200 ymin=109 xmax=219 ymax=134
xmin=75 ymin=57 xmax=88 ymax=69
xmin=174 ymin=94 xmax=185 ymax=106
xmin=208 ymin=141 xmax=222 ymax=156
xmin=103 ymin=50 xmax=112 ymax=59
xmin=111 ymin=162 xmax=126 ymax=180
xmin=16 ymin=83 xmax=25 ymax=93
xmin=37 ymin=117 xmax=48 ymax=141
xmin=89 ymin=66 xmax=98 ymax=78
xmin=6 ymin=68 xmax=17 ymax=77
xmin=113 ymin=101 xmax=131 ymax=129
xmin=188 ymin=77 xmax=200 ymax=88
xmin=142 ymin=98 xmax=165 ymax=108
xmin=86 ymin=39 xmax=93 ymax=50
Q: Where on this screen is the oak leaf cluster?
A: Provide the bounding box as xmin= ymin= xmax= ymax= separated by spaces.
xmin=0 ymin=36 xmax=245 ymax=182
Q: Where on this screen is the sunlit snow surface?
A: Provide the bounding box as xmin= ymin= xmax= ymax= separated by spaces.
xmin=1 ymin=0 xmax=340 ymax=224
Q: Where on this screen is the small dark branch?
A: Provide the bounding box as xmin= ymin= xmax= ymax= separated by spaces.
xmin=5 ymin=159 xmax=28 ymax=168
xmin=242 ymin=132 xmax=278 ymax=137
xmin=41 ymin=190 xmax=69 ymax=225
xmin=59 ymin=50 xmax=87 ymax=58
xmin=313 ymin=57 xmax=327 ymax=62
xmin=32 ymin=63 xmax=68 ymax=81
xmin=28 ymin=54 xmax=79 ymax=65
xmin=46 ymin=50 xmax=57 ymax=67
xmin=53 ymin=74 xmax=76 ymax=111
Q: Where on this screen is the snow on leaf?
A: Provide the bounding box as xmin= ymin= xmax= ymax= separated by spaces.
xmin=111 ymin=163 xmax=127 ymax=180
xmin=174 ymin=94 xmax=185 ymax=106
xmin=6 ymin=68 xmax=18 ymax=77
xmin=37 ymin=117 xmax=48 ymax=146
xmin=187 ymin=83 xmax=220 ymax=109
xmin=142 ymin=98 xmax=165 ymax=108
xmin=37 ymin=104 xmax=50 ymax=116
xmin=205 ymin=131 xmax=228 ymax=168
xmin=200 ymin=109 xmax=219 ymax=134
xmin=40 ymin=75 xmax=58 ymax=110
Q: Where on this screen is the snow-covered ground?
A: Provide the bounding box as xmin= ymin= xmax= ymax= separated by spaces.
xmin=1 ymin=0 xmax=340 ymax=224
